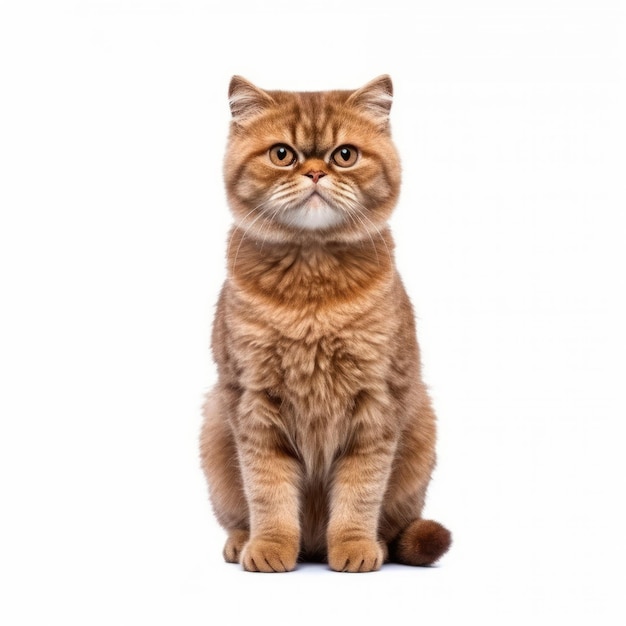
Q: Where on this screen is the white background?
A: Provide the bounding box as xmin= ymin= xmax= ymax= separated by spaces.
xmin=1 ymin=1 xmax=625 ymax=624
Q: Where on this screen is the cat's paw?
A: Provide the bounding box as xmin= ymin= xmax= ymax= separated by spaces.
xmin=328 ymin=539 xmax=385 ymax=573
xmin=241 ymin=535 xmax=299 ymax=573
xmin=223 ymin=529 xmax=250 ymax=563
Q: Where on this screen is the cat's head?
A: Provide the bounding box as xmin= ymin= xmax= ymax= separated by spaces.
xmin=223 ymin=76 xmax=401 ymax=243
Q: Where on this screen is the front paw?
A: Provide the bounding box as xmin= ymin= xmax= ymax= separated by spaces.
xmin=241 ymin=535 xmax=299 ymax=573
xmin=328 ymin=538 xmax=385 ymax=573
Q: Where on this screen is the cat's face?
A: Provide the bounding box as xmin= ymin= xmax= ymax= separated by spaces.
xmin=223 ymin=76 xmax=401 ymax=242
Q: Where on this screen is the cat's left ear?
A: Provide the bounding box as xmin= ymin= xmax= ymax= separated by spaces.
xmin=347 ymin=75 xmax=393 ymax=125
xmin=228 ymin=76 xmax=275 ymax=124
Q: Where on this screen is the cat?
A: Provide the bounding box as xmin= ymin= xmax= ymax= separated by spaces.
xmin=200 ymin=75 xmax=451 ymax=572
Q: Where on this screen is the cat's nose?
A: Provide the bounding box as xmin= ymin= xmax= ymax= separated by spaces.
xmin=305 ymin=170 xmax=326 ymax=184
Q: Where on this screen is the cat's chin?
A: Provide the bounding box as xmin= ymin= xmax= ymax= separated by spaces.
xmin=278 ymin=193 xmax=344 ymax=231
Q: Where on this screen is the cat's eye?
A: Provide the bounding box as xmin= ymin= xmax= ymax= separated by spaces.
xmin=269 ymin=144 xmax=297 ymax=167
xmin=331 ymin=145 xmax=359 ymax=168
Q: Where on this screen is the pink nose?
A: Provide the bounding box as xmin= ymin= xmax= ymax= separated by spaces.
xmin=305 ymin=170 xmax=326 ymax=184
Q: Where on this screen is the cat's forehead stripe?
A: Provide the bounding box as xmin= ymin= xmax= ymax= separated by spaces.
xmin=287 ymin=94 xmax=340 ymax=157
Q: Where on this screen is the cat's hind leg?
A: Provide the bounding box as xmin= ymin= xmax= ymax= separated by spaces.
xmin=380 ymin=405 xmax=452 ymax=566
xmin=200 ymin=389 xmax=249 ymax=563
xmin=223 ymin=529 xmax=250 ymax=564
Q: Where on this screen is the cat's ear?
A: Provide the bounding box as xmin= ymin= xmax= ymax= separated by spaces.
xmin=228 ymin=76 xmax=275 ymax=124
xmin=347 ymin=75 xmax=393 ymax=125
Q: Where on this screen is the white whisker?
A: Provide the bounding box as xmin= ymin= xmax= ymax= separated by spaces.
xmin=329 ymin=185 xmax=392 ymax=265
xmin=227 ymin=196 xmax=275 ymax=260
xmin=349 ymin=208 xmax=380 ymax=266
xmin=231 ymin=208 xmax=269 ymax=273
xmin=259 ymin=200 xmax=290 ymax=251
xmin=349 ymin=201 xmax=392 ymax=265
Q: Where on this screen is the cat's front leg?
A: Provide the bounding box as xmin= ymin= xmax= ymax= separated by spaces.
xmin=236 ymin=390 xmax=301 ymax=573
xmin=327 ymin=396 xmax=397 ymax=573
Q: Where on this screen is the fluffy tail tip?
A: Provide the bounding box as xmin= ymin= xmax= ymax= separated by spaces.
xmin=394 ymin=519 xmax=452 ymax=566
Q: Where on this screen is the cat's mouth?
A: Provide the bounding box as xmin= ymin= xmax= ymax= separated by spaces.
xmin=306 ymin=189 xmax=328 ymax=207
xmin=276 ymin=188 xmax=345 ymax=231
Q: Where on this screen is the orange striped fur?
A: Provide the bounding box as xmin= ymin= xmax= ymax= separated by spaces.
xmin=200 ymin=76 xmax=451 ymax=572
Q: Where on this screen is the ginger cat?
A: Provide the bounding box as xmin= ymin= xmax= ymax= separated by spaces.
xmin=200 ymin=75 xmax=451 ymax=572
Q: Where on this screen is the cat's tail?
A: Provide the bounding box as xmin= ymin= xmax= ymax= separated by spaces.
xmin=389 ymin=519 xmax=452 ymax=566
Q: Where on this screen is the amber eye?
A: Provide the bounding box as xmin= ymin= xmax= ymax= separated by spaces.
xmin=269 ymin=144 xmax=297 ymax=167
xmin=331 ymin=145 xmax=359 ymax=168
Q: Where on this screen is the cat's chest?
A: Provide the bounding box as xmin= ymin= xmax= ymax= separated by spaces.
xmin=278 ymin=332 xmax=366 ymax=403
xmin=227 ymin=244 xmax=398 ymax=413
xmin=228 ymin=288 xmax=396 ymax=473
xmin=257 ymin=311 xmax=391 ymax=415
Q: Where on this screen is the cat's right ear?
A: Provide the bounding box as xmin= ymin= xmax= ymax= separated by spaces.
xmin=228 ymin=76 xmax=275 ymax=124
xmin=347 ymin=75 xmax=393 ymax=127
